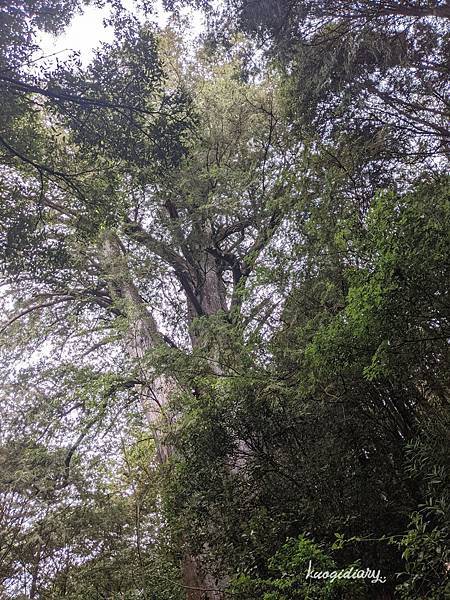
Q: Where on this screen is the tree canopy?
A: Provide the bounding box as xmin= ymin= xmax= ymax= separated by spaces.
xmin=0 ymin=2 xmax=449 ymax=599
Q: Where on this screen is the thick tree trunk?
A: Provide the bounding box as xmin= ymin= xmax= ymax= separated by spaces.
xmin=181 ymin=254 xmax=229 ymax=599
xmin=182 ymin=554 xmax=224 ymax=600
xmin=101 ymin=231 xmax=224 ymax=599
xmin=101 ymin=232 xmax=174 ymax=460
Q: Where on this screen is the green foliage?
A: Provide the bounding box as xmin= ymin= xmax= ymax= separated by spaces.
xmin=395 ymin=513 xmax=449 ymax=600
xmin=0 ymin=2 xmax=449 ymax=599
xmin=228 ymin=536 xmax=366 ymax=599
xmin=393 ymin=427 xmax=450 ymax=599
xmin=304 ymin=176 xmax=450 ymax=391
xmin=163 ymin=174 xmax=449 ymax=598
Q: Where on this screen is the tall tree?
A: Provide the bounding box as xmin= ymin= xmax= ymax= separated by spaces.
xmin=1 ymin=2 xmax=449 ymax=599
xmin=1 ymin=12 xmax=296 ymax=596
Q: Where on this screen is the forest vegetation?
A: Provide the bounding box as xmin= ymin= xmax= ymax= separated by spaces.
xmin=0 ymin=1 xmax=449 ymax=598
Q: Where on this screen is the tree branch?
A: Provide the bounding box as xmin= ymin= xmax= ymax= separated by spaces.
xmin=1 ymin=75 xmax=165 ymax=116
xmin=0 ymin=297 xmax=73 ymax=335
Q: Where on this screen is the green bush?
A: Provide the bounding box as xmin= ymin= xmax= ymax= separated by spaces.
xmin=227 ymin=536 xmax=367 ymax=599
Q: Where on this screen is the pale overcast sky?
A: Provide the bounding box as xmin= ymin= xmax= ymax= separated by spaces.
xmin=37 ymin=5 xmax=115 ymax=64
xmin=37 ymin=1 xmax=203 ymax=66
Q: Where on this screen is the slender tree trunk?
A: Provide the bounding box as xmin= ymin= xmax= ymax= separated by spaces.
xmin=29 ymin=543 xmax=42 ymax=599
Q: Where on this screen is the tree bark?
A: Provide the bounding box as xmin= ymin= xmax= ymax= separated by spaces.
xmin=100 ymin=231 xmax=224 ymax=599
xmin=101 ymin=232 xmax=174 ymax=459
